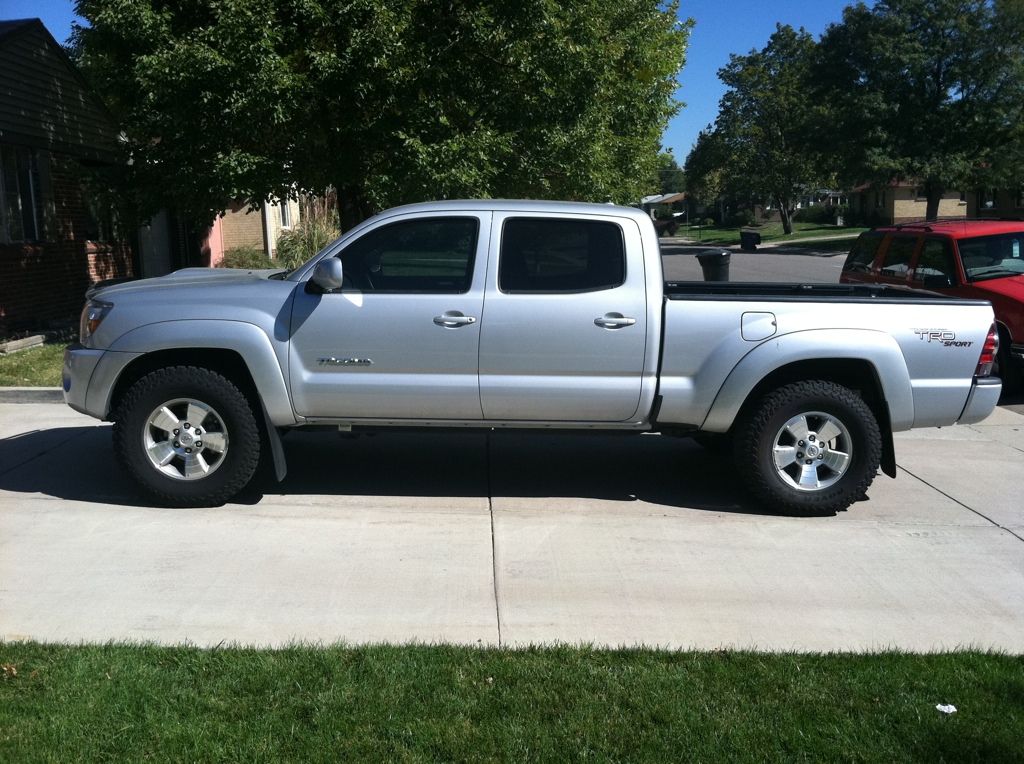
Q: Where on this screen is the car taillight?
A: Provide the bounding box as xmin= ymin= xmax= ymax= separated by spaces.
xmin=976 ymin=324 xmax=999 ymax=377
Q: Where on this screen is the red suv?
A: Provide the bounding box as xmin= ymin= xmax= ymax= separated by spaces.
xmin=840 ymin=220 xmax=1024 ymax=388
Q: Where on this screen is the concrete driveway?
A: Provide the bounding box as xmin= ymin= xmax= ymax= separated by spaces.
xmin=2 ymin=400 xmax=1022 ymax=652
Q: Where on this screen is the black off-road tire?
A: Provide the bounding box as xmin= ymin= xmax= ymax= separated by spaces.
xmin=112 ymin=366 xmax=261 ymax=507
xmin=733 ymin=380 xmax=882 ymax=515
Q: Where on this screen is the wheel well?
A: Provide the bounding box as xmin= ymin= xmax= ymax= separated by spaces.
xmin=108 ymin=348 xmax=261 ymax=420
xmin=734 ymin=358 xmax=895 ymax=476
xmin=996 ymin=321 xmax=1013 ymax=346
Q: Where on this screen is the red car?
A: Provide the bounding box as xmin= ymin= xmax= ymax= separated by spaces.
xmin=840 ymin=220 xmax=1024 ymax=388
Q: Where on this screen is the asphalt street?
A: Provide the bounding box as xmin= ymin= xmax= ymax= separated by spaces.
xmin=1 ymin=246 xmax=1022 ymax=651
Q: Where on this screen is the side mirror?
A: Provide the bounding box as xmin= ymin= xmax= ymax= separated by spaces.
xmin=309 ymin=258 xmax=344 ymax=292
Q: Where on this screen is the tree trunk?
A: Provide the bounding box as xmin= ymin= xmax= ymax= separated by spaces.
xmin=924 ymin=181 xmax=944 ymax=222
xmin=777 ymin=196 xmax=793 ymax=234
xmin=336 ymin=184 xmax=373 ymax=232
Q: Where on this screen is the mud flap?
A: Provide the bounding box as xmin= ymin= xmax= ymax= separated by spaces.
xmin=260 ymin=400 xmax=288 ymax=482
xmin=880 ymin=427 xmax=896 ymax=478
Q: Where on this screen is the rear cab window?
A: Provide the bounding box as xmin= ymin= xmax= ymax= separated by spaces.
xmin=499 ymin=218 xmax=626 ymax=293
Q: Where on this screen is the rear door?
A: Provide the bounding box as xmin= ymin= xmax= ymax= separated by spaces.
xmin=478 ymin=213 xmax=648 ymax=422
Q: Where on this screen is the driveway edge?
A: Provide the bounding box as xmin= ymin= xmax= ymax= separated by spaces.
xmin=0 ymin=387 xmax=64 ymax=403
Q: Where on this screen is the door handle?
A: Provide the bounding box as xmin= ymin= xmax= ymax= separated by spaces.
xmin=594 ymin=313 xmax=636 ymax=329
xmin=433 ymin=312 xmax=477 ymax=328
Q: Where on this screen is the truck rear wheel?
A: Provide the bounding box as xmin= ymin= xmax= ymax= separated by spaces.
xmin=112 ymin=366 xmax=261 ymax=507
xmin=733 ymin=380 xmax=881 ymax=514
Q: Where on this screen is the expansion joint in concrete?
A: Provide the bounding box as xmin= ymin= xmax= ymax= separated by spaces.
xmin=897 ymin=465 xmax=1024 ymax=544
xmin=486 ymin=430 xmax=502 ymax=646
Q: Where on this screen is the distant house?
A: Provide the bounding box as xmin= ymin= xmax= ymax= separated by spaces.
xmin=204 ymin=197 xmax=302 ymax=265
xmin=966 ymin=188 xmax=1024 ymax=220
xmin=850 ymin=180 xmax=967 ymax=225
xmin=0 ymin=18 xmax=134 ymax=335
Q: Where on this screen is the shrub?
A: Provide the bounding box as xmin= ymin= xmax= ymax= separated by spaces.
xmin=220 ymin=246 xmax=273 ymax=270
xmin=275 ymin=196 xmax=341 ymax=269
xmin=792 ymin=205 xmax=834 ymax=224
xmin=724 ymin=210 xmax=755 ymax=227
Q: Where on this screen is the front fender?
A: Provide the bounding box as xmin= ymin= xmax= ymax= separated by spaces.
xmin=93 ymin=319 xmax=296 ymax=426
xmin=701 ymin=328 xmax=914 ymax=433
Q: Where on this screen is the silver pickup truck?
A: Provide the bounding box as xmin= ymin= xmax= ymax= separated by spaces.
xmin=63 ymin=200 xmax=1002 ymax=513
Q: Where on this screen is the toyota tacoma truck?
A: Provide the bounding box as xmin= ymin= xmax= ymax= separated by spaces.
xmin=63 ymin=200 xmax=1002 ymax=513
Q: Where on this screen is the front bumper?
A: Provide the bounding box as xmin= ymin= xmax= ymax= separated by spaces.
xmin=62 ymin=344 xmax=105 ymax=417
xmin=958 ymin=377 xmax=1002 ymax=425
xmin=63 ymin=345 xmax=142 ymax=420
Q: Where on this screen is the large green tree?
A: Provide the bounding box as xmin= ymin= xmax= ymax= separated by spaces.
xmin=816 ymin=0 xmax=1024 ymax=221
xmin=71 ymin=0 xmax=690 ymax=229
xmin=682 ymin=127 xmax=728 ymax=211
xmin=654 ymin=150 xmax=686 ymax=194
xmin=710 ymin=24 xmax=822 ymax=234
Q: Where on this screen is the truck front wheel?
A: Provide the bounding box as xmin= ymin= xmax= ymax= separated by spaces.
xmin=112 ymin=366 xmax=261 ymax=506
xmin=733 ymin=380 xmax=881 ymax=514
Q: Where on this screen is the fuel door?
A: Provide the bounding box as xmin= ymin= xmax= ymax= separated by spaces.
xmin=741 ymin=311 xmax=778 ymax=342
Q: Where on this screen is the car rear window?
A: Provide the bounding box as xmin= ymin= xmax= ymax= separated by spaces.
xmin=842 ymin=232 xmax=883 ymax=273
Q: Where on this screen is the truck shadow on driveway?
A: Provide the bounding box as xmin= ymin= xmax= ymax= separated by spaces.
xmin=0 ymin=425 xmax=850 ymax=517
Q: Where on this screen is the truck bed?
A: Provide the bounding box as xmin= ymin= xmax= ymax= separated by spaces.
xmin=663 ymin=281 xmax=991 ymax=304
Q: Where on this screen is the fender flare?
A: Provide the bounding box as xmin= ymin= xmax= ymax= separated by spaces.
xmin=701 ymin=328 xmax=915 ymax=433
xmin=100 ymin=319 xmax=296 ymax=427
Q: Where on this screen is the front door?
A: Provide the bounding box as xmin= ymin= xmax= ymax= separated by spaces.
xmin=289 ymin=213 xmax=489 ymax=420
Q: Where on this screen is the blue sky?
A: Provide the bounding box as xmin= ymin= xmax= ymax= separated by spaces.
xmin=7 ymin=0 xmax=861 ymax=163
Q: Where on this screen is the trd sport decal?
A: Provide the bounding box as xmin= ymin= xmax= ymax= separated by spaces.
xmin=912 ymin=329 xmax=975 ymax=348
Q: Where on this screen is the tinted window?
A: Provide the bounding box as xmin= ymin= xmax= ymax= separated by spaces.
xmin=842 ymin=233 xmax=883 ymax=273
xmin=499 ymin=218 xmax=625 ymax=293
xmin=958 ymin=233 xmax=1024 ymax=282
xmin=339 ymin=217 xmax=477 ymax=292
xmin=880 ymin=236 xmax=917 ymax=277
xmin=912 ymin=239 xmax=957 ymax=286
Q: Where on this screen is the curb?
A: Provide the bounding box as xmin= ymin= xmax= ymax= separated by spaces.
xmin=0 ymin=387 xmax=64 ymax=403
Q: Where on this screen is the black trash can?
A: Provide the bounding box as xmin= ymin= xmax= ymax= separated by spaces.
xmin=696 ymin=251 xmax=731 ymax=281
xmin=739 ymin=228 xmax=762 ymax=251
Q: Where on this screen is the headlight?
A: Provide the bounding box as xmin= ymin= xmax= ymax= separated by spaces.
xmin=79 ymin=300 xmax=113 ymax=345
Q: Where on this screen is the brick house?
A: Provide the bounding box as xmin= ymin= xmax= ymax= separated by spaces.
xmin=849 ymin=180 xmax=967 ymax=225
xmin=0 ymin=18 xmax=137 ymax=336
xmin=204 ymin=197 xmax=302 ymax=265
xmin=966 ymin=188 xmax=1024 ymax=219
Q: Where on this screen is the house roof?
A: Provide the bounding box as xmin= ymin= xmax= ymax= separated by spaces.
xmin=0 ymin=18 xmax=38 ymax=41
xmin=641 ymin=192 xmax=686 ymax=205
xmin=0 ymin=17 xmax=119 ymax=161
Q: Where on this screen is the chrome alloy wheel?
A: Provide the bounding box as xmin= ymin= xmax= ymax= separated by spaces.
xmin=143 ymin=398 xmax=229 ymax=481
xmin=771 ymin=410 xmax=852 ymax=492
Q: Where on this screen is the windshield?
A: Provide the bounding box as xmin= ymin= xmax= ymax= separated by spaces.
xmin=958 ymin=233 xmax=1024 ymax=282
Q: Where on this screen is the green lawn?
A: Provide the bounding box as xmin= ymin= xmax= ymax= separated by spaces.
xmin=0 ymin=342 xmax=67 ymax=387
xmin=1 ymin=643 xmax=1021 ymax=761
xmin=683 ymin=221 xmax=867 ymax=246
